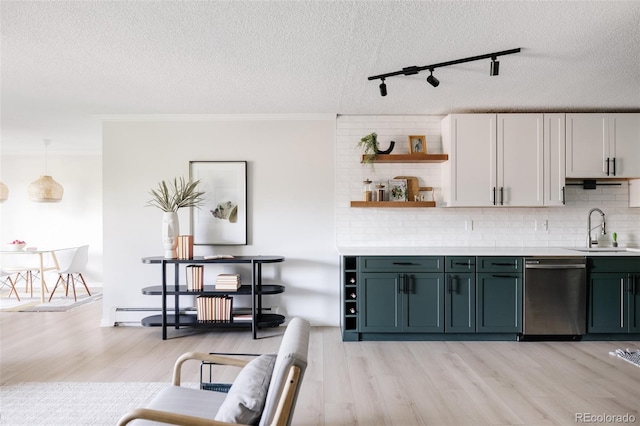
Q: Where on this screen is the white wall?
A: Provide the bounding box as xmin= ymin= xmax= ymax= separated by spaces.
xmin=336 ymin=115 xmax=640 ymax=248
xmin=102 ymin=116 xmax=338 ymax=326
xmin=0 ymin=152 xmax=103 ymax=284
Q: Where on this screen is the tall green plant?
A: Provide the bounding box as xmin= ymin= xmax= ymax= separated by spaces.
xmin=146 ymin=177 xmax=205 ymax=212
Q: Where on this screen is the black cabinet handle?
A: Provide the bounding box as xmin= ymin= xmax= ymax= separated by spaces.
xmin=612 ymin=157 xmax=616 ymax=176
xmin=500 ymin=187 xmax=504 ymax=205
xmin=493 ymin=274 xmax=518 ymax=278
xmin=492 ymin=187 xmax=496 ymax=205
xmin=562 ymin=186 xmax=566 ymax=205
xmin=393 ymin=262 xmax=415 ymax=266
xmin=491 ymin=262 xmax=514 ymax=266
xmin=606 ymin=157 xmax=610 ymax=176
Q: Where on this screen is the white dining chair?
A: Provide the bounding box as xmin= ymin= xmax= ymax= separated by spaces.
xmin=48 ymin=245 xmax=91 ymax=302
xmin=1 ymin=269 xmax=21 ymax=301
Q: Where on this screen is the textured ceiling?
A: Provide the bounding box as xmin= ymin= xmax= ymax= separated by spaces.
xmin=2 ymin=0 xmax=640 ymax=153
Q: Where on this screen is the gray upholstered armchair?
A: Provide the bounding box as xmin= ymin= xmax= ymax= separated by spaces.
xmin=117 ymin=318 xmax=310 ymax=426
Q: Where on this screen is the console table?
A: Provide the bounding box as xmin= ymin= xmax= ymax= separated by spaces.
xmin=141 ymin=255 xmax=285 ymax=339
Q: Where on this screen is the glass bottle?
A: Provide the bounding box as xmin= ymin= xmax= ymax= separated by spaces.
xmin=376 ymin=183 xmax=385 ymax=202
xmin=363 ymin=179 xmax=373 ymax=202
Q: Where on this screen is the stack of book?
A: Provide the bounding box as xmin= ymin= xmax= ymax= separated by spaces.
xmin=185 ymin=265 xmax=204 ymax=291
xmin=215 ymin=273 xmax=241 ymax=291
xmin=196 ymin=296 xmax=232 ymax=321
xmin=176 ymin=235 xmax=193 ymax=259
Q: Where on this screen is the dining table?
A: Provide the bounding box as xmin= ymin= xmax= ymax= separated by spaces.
xmin=0 ymin=247 xmax=64 ymax=303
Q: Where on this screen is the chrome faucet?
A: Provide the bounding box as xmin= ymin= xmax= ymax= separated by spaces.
xmin=587 ymin=208 xmax=606 ymax=247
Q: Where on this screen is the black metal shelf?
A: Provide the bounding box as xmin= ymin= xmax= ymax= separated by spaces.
xmin=141 ymin=255 xmax=286 ymax=340
xmin=141 ymin=284 xmax=285 ymax=296
xmin=141 ymin=313 xmax=285 ymax=328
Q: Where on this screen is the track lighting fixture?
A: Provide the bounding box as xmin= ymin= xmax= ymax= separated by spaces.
xmin=490 ymin=56 xmax=499 ymax=76
xmin=368 ymin=48 xmax=521 ymax=96
xmin=426 ymin=69 xmax=439 ymax=87
xmin=379 ymin=78 xmax=387 ymax=96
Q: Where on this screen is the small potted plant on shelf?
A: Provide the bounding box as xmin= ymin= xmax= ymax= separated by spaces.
xmin=147 ymin=177 xmax=205 ymax=258
xmin=357 ymin=132 xmax=395 ymax=169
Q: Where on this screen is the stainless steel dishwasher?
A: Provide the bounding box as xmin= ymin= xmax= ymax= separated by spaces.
xmin=523 ymin=257 xmax=587 ymax=338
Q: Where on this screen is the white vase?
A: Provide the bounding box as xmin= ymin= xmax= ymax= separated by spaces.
xmin=161 ymin=211 xmax=179 ymax=259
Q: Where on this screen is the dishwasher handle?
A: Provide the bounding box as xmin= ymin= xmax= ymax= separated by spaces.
xmin=525 ymin=264 xmax=586 ymax=269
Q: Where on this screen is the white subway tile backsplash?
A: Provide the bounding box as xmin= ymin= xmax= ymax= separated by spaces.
xmin=336 ymin=115 xmax=640 ymax=248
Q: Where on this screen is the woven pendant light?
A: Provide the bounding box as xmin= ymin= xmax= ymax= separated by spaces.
xmin=28 ymin=139 xmax=63 ymax=202
xmin=0 ymin=181 xmax=8 ymax=202
xmin=28 ymin=175 xmax=63 ymax=202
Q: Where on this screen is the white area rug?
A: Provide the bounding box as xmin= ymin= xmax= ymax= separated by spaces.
xmin=0 ymin=382 xmax=197 ymax=425
xmin=0 ymin=289 xmax=102 ymax=312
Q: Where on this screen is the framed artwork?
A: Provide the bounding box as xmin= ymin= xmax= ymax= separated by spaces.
xmin=408 ymin=135 xmax=427 ymax=154
xmin=190 ymin=161 xmax=247 ymax=245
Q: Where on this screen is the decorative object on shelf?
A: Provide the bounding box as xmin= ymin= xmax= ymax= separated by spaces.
xmin=376 ymin=183 xmax=385 ymax=201
xmin=185 ymin=265 xmax=204 ymax=291
xmin=408 ymin=135 xmax=426 ymax=155
xmin=363 ymin=179 xmax=373 ymax=202
xmin=367 ymin=47 xmax=522 ymax=96
xmin=0 ymin=181 xmax=8 ymax=202
xmin=356 ymin=133 xmax=395 ymax=168
xmin=190 ymin=161 xmax=248 ymax=246
xmin=147 ymin=177 xmax=205 ymax=258
xmin=388 ymin=178 xmax=408 ymax=201
xmin=394 ymin=176 xmax=419 ymax=201
xmin=28 ymin=139 xmax=63 ymax=202
xmin=177 ymin=235 xmax=194 ymax=259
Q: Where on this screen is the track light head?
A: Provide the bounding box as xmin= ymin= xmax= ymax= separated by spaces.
xmin=490 ymin=57 xmax=500 ymax=76
xmin=379 ymin=79 xmax=387 ymax=96
xmin=426 ymin=70 xmax=439 ymax=87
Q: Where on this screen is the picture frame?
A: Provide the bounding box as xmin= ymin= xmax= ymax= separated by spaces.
xmin=408 ymin=135 xmax=427 ymax=155
xmin=189 ymin=161 xmax=247 ymax=245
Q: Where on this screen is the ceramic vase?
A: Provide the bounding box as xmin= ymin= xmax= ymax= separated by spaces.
xmin=162 ymin=211 xmax=179 ymax=258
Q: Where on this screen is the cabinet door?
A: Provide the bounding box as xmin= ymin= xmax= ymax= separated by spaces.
xmin=544 ymin=113 xmax=566 ymax=206
xmin=566 ymin=113 xmax=609 ymax=178
xmin=445 ymin=273 xmax=476 ymax=333
xmin=628 ymin=274 xmax=640 ymax=333
xmin=359 ymin=273 xmax=401 ymax=332
xmin=477 ymin=273 xmax=522 ymax=333
xmin=442 ymin=114 xmax=496 ymax=206
xmin=497 ymin=114 xmax=544 ymax=206
xmin=610 ymin=114 xmax=640 ymax=177
xmin=405 ymin=273 xmax=444 ymax=333
xmin=588 ymin=273 xmax=627 ymax=333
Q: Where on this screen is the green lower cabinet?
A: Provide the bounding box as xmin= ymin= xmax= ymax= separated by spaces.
xmin=476 ymin=273 xmax=522 ymax=333
xmin=359 ymin=272 xmax=444 ymax=333
xmin=445 ymin=273 xmax=476 ymax=333
xmin=588 ymin=273 xmax=640 ymax=333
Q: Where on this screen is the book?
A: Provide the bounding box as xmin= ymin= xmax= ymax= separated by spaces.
xmin=203 ymin=254 xmax=235 ymax=259
xmin=215 ymin=273 xmax=241 ymax=291
xmin=185 ymin=265 xmax=204 ymax=291
xmin=388 ymin=178 xmax=408 ymax=201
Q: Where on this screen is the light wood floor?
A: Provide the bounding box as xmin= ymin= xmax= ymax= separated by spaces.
xmin=1 ymin=302 xmax=639 ymax=425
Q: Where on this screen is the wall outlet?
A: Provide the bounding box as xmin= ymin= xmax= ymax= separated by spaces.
xmin=535 ymin=220 xmax=548 ymax=232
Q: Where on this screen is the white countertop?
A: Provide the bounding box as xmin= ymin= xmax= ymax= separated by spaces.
xmin=337 ymin=246 xmax=640 ymax=257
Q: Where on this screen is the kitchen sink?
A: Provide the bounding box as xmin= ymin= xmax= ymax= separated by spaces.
xmin=568 ymin=247 xmax=640 ymax=253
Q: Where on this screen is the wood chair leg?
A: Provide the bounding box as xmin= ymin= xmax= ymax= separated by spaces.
xmin=48 ymin=275 xmax=66 ymax=302
xmin=70 ymin=274 xmax=77 ymax=301
xmin=4 ymin=277 xmax=20 ymax=302
xmin=77 ymin=273 xmax=91 ymax=296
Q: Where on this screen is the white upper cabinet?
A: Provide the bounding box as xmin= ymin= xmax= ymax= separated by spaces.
xmin=441 ymin=114 xmax=544 ymax=207
xmin=566 ymin=113 xmax=640 ymax=178
xmin=543 ymin=114 xmax=566 ymax=206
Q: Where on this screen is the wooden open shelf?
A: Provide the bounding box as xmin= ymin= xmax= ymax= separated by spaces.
xmin=350 ymin=201 xmax=436 ymax=208
xmin=362 ymin=153 xmax=448 ymax=163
